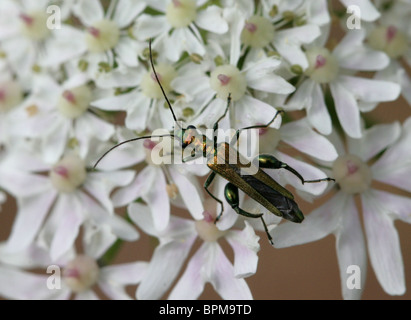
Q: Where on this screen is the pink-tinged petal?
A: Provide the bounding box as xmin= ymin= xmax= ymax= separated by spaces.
xmin=285 ymin=79 xmax=316 ymax=111
xmin=338 ymin=75 xmax=401 ymax=103
xmin=125 ymin=95 xmax=153 ymax=131
xmin=0 ymin=266 xmax=71 ymax=300
xmin=84 ymin=170 xmax=135 ymax=212
xmin=273 ymin=192 xmax=347 ymax=247
xmin=205 ymin=242 xmax=253 ymax=299
xmin=169 ymin=166 xmax=204 ymax=219
xmin=73 ymin=0 xmax=104 ymax=26
xmin=362 ymin=190 xmax=405 ymax=295
xmin=330 ymin=81 xmax=362 ymax=138
xmin=112 ymin=166 xmax=154 ymax=207
xmin=133 ymin=14 xmax=169 ymax=40
xmin=83 ymin=224 xmax=117 ymax=259
xmin=91 ymin=90 xmax=138 ymax=112
xmin=74 ymin=290 xmax=99 ymax=300
xmin=98 ymin=281 xmax=132 ymax=300
xmin=372 ymin=120 xmax=411 ymax=192
xmin=6 ymin=190 xmax=57 ymax=252
xmin=333 ymin=29 xmax=389 ymax=71
xmin=171 ymin=73 xmax=215 ymax=108
xmin=365 ymin=189 xmax=411 ymax=225
xmin=196 ymin=5 xmax=228 ymax=34
xmin=100 ymin=261 xmax=148 ymax=285
xmin=335 ymin=196 xmax=367 ymax=300
xmin=225 ymin=222 xmax=260 ymax=278
xmin=107 ymin=215 xmax=139 ymax=241
xmin=113 ymin=0 xmax=146 ymax=28
xmin=168 ymin=242 xmax=207 ymax=300
xmin=0 ymin=171 xmax=51 ymax=197
xmin=274 ymin=25 xmax=321 ymax=68
xmin=281 ymin=119 xmax=338 ymax=161
xmin=339 ymin=0 xmax=380 ymax=21
xmin=137 ymin=234 xmax=197 ymax=300
xmin=139 ymin=0 xmax=168 ymax=13
xmin=347 ymin=122 xmax=401 ymax=162
xmin=50 ymin=193 xmax=84 ymax=260
xmin=0 ymin=244 xmax=51 ymax=268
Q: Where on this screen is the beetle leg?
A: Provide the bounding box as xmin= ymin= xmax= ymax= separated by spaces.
xmin=213 ymin=94 xmax=232 ymax=158
xmin=257 ymin=154 xmax=335 ymax=185
xmin=204 ymin=171 xmax=224 ymax=221
xmin=230 ymin=109 xmax=284 ymax=148
xmin=224 ymin=182 xmax=273 ymax=245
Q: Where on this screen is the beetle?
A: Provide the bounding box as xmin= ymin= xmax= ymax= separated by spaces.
xmin=94 ymin=40 xmax=334 ymax=244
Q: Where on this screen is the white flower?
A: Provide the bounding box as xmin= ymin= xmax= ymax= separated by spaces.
xmin=70 ymin=0 xmax=147 ymax=80
xmin=109 ymin=130 xmax=205 ymax=231
xmin=0 ymin=243 xmax=147 ymax=300
xmin=91 ymin=56 xmax=179 ymax=132
xmin=286 ymin=28 xmax=401 ymax=138
xmin=366 ymin=1 xmax=411 ymax=105
xmin=227 ymin=0 xmax=322 ymax=69
xmin=5 ymin=151 xmax=137 ymax=261
xmin=172 ymin=44 xmax=295 ymax=130
xmin=272 ymin=118 xmax=411 ymax=299
xmin=0 ymin=0 xmax=86 ymax=86
xmin=9 ymin=74 xmax=115 ymax=163
xmin=128 ymin=199 xmax=259 ymax=300
xmin=134 ymin=0 xmax=228 ymax=62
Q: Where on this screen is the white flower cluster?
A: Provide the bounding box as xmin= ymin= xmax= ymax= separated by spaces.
xmin=0 ymin=0 xmax=410 ymax=300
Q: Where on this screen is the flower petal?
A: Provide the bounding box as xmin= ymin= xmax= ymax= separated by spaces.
xmin=338 ymin=75 xmax=401 ymax=103
xmin=113 ymin=0 xmax=146 ymax=28
xmin=280 ymin=119 xmax=338 ymax=161
xmin=339 ymin=0 xmax=380 ymax=21
xmin=272 ymin=192 xmax=346 ymax=247
xmin=73 ymin=0 xmax=104 ymax=26
xmin=362 ymin=190 xmax=405 ymax=295
xmin=225 ymin=221 xmax=260 ymax=278
xmin=137 ymin=234 xmax=196 ymax=299
xmin=347 ymin=122 xmax=401 ymax=162
xmin=335 ymin=196 xmax=367 ymax=300
xmin=6 ymin=189 xmax=57 ymax=252
xmin=195 ymin=5 xmax=228 ymax=34
xmin=330 ymin=80 xmax=362 ymax=138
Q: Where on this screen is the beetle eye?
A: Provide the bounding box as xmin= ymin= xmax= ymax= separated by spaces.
xmin=187 ymin=125 xmax=196 ymax=130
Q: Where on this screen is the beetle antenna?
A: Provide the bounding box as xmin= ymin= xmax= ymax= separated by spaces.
xmin=93 ymin=134 xmax=174 ymax=170
xmin=149 ymin=39 xmax=180 ymax=128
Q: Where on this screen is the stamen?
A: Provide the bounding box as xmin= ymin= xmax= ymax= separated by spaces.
xmin=315 ymin=55 xmax=327 ymax=69
xmin=347 ymin=160 xmax=359 ymax=175
xmin=143 ymin=139 xmax=157 ymax=150
xmin=151 ymin=72 xmax=162 ymax=82
xmin=19 ymin=13 xmax=34 ymax=26
xmin=54 ymin=166 xmax=69 ymax=178
xmin=172 ymin=0 xmax=182 ymax=7
xmin=203 ymin=210 xmax=214 ymax=223
xmin=88 ymin=26 xmax=100 ymax=38
xmin=64 ymin=268 xmax=80 ymax=279
xmin=217 ymin=74 xmax=231 ymax=86
xmin=386 ymin=25 xmax=397 ymax=42
xmin=62 ymin=90 xmax=76 ymax=104
xmin=245 ymin=22 xmax=257 ymax=33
